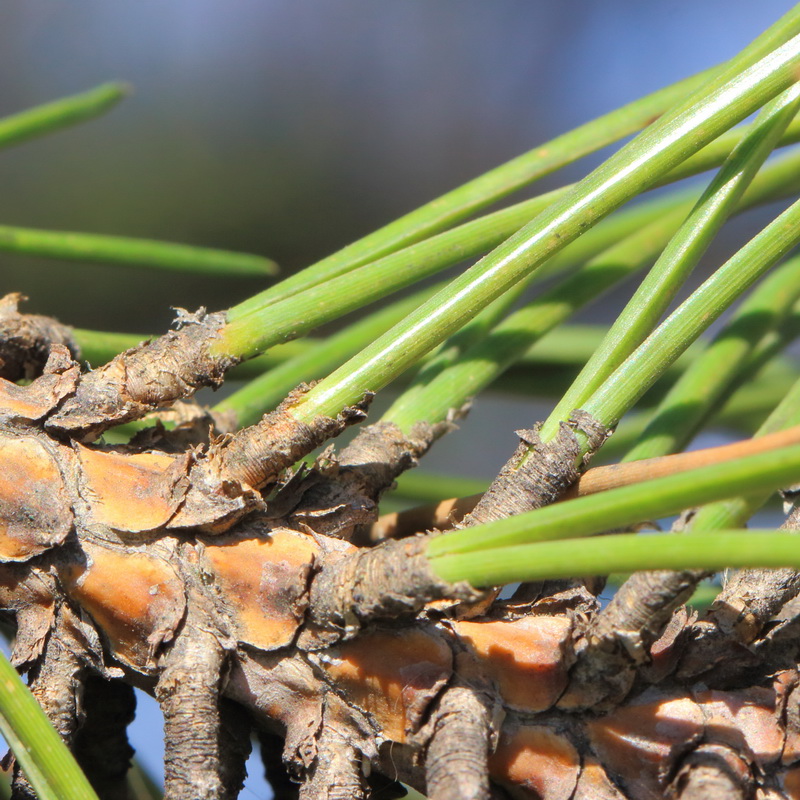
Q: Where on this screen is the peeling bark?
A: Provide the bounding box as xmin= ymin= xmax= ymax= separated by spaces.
xmin=678 ymin=506 xmax=800 ymax=683
xmin=561 ymin=569 xmax=707 ymax=710
xmin=0 ymin=294 xmax=78 ymax=382
xmin=305 ymin=536 xmax=483 ymax=642
xmin=292 ymin=419 xmax=450 ymax=544
xmin=424 ymin=683 xmax=493 ymax=800
xmin=46 ymin=308 xmax=235 ymax=440
xmin=205 ymin=388 xmax=371 ymax=491
xmin=5 ymin=510 xmax=800 ymax=799
xmin=3 ymin=303 xmax=800 ymax=800
xmin=461 ymin=411 xmax=609 ymax=527
xmin=155 ymin=586 xmax=233 ymax=800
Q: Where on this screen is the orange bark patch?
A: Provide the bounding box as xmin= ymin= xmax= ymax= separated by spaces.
xmin=319 ymin=627 xmax=452 ymax=743
xmin=76 ymin=445 xmax=188 ymax=532
xmin=572 ymin=758 xmax=624 ymax=799
xmin=451 ymin=616 xmax=571 ymax=712
xmin=0 ymin=378 xmax=60 ymax=421
xmin=489 ymin=725 xmax=579 ymax=800
xmin=59 ymin=540 xmax=185 ymax=669
xmin=694 ymin=687 xmax=783 ymax=765
xmin=203 ymin=529 xmax=318 ymax=651
xmin=0 ymin=364 xmax=79 ymax=422
xmin=587 ymin=695 xmax=704 ymax=800
xmin=783 ymin=679 xmax=800 ymax=766
xmin=0 ymin=434 xmax=72 ymax=560
xmin=783 ymin=767 xmax=800 ymax=799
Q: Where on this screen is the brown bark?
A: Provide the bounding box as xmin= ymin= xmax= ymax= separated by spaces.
xmin=0 ymin=294 xmax=78 ymax=382
xmin=560 ymin=569 xmax=707 ymax=711
xmin=155 ymin=579 xmax=239 ymax=800
xmin=3 ymin=303 xmax=800 ymax=800
xmin=298 ymin=698 xmax=369 ymax=800
xmin=423 ymin=680 xmax=494 ymax=800
xmin=46 ymin=308 xmax=236 ymax=440
xmin=305 ymin=536 xmax=484 ymax=642
xmin=369 ymin=425 xmax=800 ymax=541
xmin=337 ymin=420 xmax=449 ymax=501
xmin=72 ymin=678 xmax=136 ymax=800
xmin=668 ymin=744 xmax=753 ymax=800
xmin=678 ymin=505 xmax=800 ymax=684
xmin=10 ymin=618 xmax=84 ymax=800
xmin=459 ymin=411 xmax=609 ymax=527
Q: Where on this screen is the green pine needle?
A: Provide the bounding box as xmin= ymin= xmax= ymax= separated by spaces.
xmin=0 ymin=83 xmax=128 ymax=150
xmin=428 ymin=443 xmax=800 ymax=557
xmin=431 ymin=530 xmax=800 ymax=587
xmin=0 ymin=652 xmax=99 ymax=800
xmin=0 ymin=225 xmax=277 ymax=277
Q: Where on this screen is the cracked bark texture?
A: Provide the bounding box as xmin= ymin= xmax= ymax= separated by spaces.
xmin=10 ymin=622 xmax=84 ymax=800
xmin=259 ymin=419 xmax=448 ymax=545
xmin=560 ymin=569 xmax=707 ymax=711
xmin=46 ymin=308 xmax=237 ymax=440
xmin=336 ymin=419 xmax=450 ymax=500
xmin=72 ymin=678 xmax=136 ymax=800
xmin=424 ymin=682 xmax=494 ymax=800
xmin=155 ymin=578 xmax=245 ymax=800
xmin=306 ymin=536 xmax=484 ymax=640
xmin=0 ymin=294 xmax=78 ymax=382
xmin=6 ymin=479 xmax=800 ymax=799
xmin=678 ymin=504 xmax=800 ymax=683
xmin=4 ymin=303 xmax=800 ymax=800
xmin=299 ymin=700 xmax=369 ymax=800
xmin=206 ymin=388 xmax=371 ymax=491
xmin=460 ymin=411 xmax=609 ymax=527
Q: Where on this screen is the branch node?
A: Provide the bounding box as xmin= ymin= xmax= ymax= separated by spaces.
xmin=461 ymin=412 xmax=609 ymax=527
xmin=304 ymin=536 xmax=484 ymax=644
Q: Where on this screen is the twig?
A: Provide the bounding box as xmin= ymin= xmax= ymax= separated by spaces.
xmin=371 ymin=424 xmax=800 ymax=540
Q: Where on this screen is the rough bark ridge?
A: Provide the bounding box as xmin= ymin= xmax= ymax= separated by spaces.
xmin=460 ymin=412 xmax=609 ymax=527
xmin=0 ymin=294 xmax=78 ymax=382
xmin=1 ymin=303 xmax=800 ymax=800
xmin=45 ymin=306 xmax=237 ymax=440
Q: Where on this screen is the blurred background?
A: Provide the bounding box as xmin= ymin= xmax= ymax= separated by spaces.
xmin=0 ymin=1 xmax=797 ymax=796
